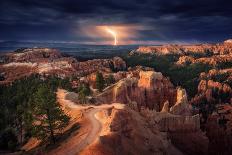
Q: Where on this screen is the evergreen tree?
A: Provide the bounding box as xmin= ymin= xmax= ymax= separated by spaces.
xmin=77 ymin=83 xmax=91 ymax=104
xmin=96 ymin=72 xmax=105 ymax=92
xmin=105 ymin=74 xmax=115 ymax=86
xmin=32 ymin=84 xmax=69 ymax=144
xmin=77 ymin=83 xmax=91 ymax=95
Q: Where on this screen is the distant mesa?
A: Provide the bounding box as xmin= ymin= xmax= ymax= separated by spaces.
xmin=130 ymin=39 xmax=232 ymax=56
xmin=224 ymin=39 xmax=232 ymax=44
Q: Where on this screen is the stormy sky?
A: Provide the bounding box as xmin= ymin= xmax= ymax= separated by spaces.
xmin=0 ymin=0 xmax=232 ymax=44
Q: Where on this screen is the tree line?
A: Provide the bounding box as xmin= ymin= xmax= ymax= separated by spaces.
xmin=0 ymin=74 xmax=71 ymax=151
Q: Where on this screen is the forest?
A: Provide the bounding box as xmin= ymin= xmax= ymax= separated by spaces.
xmin=0 ymin=75 xmax=71 ymax=151
xmin=123 ymin=54 xmax=213 ymax=97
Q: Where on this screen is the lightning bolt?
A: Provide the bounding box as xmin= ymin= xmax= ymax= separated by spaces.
xmin=106 ymin=28 xmax=117 ymax=45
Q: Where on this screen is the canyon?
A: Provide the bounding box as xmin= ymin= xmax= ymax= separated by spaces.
xmin=0 ymin=42 xmax=231 ymax=155
xmin=129 ymin=40 xmax=232 ymax=155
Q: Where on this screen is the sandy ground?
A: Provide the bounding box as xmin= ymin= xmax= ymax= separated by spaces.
xmin=47 ymin=89 xmax=125 ymax=155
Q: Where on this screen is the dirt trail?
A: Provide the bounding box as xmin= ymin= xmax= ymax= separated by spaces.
xmin=50 ymin=89 xmax=124 ymax=155
xmin=73 ymin=108 xmax=102 ymax=154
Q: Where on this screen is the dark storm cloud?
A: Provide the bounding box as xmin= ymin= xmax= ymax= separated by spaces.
xmin=0 ymin=0 xmax=232 ymax=43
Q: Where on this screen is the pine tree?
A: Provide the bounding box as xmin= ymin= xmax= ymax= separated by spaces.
xmin=96 ymin=72 xmax=105 ymax=92
xmin=105 ymin=74 xmax=115 ymax=86
xmin=77 ymin=83 xmax=91 ymax=104
xmin=32 ymin=84 xmax=69 ymax=144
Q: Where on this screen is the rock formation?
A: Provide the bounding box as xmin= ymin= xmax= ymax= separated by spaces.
xmin=63 ymin=73 xmax=200 ymax=154
xmin=190 ymin=68 xmax=232 ymax=154
xmin=224 ymin=39 xmax=232 ymax=44
xmin=170 ymin=88 xmax=192 ymax=116
xmin=191 ymin=68 xmax=232 ymax=106
xmin=176 ymin=56 xmax=195 ymax=66
xmin=130 ymin=39 xmax=232 ymax=56
xmin=140 ymin=107 xmax=208 ymax=155
xmin=157 ymin=114 xmax=200 ymax=132
xmin=138 ymin=71 xmax=163 ymax=88
xmin=96 ymin=70 xmax=177 ymax=111
xmin=0 ymin=48 xmax=127 ymax=84
xmin=161 ymin=101 xmax=169 ymax=112
xmin=2 ymin=48 xmax=63 ymax=63
xmin=82 ymin=107 xmax=184 ymax=155
xmin=176 ymin=54 xmax=232 ymax=66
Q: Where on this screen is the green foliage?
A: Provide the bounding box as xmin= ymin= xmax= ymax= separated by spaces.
xmin=124 ymin=54 xmax=178 ymax=75
xmin=105 ymin=74 xmax=115 ymax=86
xmin=217 ymin=61 xmax=232 ymax=69
xmin=210 ymin=72 xmax=230 ymax=83
xmin=96 ymin=72 xmax=105 ymax=92
xmin=31 ymin=84 xmax=70 ymax=144
xmin=47 ymin=76 xmax=72 ymax=91
xmin=0 ymin=127 xmax=18 ymax=151
xmin=167 ymin=63 xmax=212 ymax=97
xmin=187 ymin=50 xmax=213 ymax=58
xmin=0 ymin=74 xmax=72 ymax=149
xmin=124 ymin=54 xmax=212 ymax=98
xmin=77 ymin=83 xmax=91 ymax=104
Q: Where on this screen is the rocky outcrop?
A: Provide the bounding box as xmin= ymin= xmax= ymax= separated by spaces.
xmin=137 ymin=71 xmax=177 ymax=110
xmin=205 ymin=104 xmax=232 ymax=154
xmin=130 ymin=45 xmax=184 ymax=55
xmin=140 ymin=108 xmax=208 ymax=155
xmin=224 ymin=39 xmax=232 ymax=44
xmin=96 ymin=77 xmax=138 ymax=104
xmin=176 ymin=87 xmax=188 ymax=104
xmin=191 ymin=68 xmax=232 ymax=105
xmin=170 ymin=88 xmax=192 ymax=116
xmin=157 ymin=114 xmax=200 ymax=132
xmin=130 ymin=40 xmax=232 ymax=56
xmin=0 ymin=48 xmax=127 ymax=84
xmin=112 ymin=57 xmax=127 ymax=71
xmin=87 ymin=107 xmax=183 ymax=155
xmin=64 ymin=77 xmax=200 ymax=154
xmin=176 ymin=54 xmax=232 ymax=66
xmin=4 ymin=48 xmax=63 ymax=63
xmin=73 ymin=57 xmax=126 ymax=76
xmin=127 ymin=66 xmax=154 ymax=78
xmin=96 ymin=70 xmax=177 ymax=111
xmin=176 ymin=56 xmax=195 ymax=65
xmin=138 ymin=71 xmax=163 ymax=88
xmin=190 ymin=68 xmax=232 ymax=154
xmin=161 ymin=101 xmax=169 ymax=112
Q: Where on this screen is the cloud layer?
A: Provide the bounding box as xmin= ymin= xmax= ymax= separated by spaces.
xmin=0 ymin=0 xmax=232 ymax=44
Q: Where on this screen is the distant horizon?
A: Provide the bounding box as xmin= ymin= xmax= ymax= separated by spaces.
xmin=0 ymin=39 xmax=230 ymax=46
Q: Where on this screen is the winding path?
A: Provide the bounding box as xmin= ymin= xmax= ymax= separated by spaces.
xmin=54 ymin=89 xmax=124 ymax=155
xmin=71 ymin=108 xmax=102 ymax=154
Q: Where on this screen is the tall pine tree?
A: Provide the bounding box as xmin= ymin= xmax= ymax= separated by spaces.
xmin=96 ymin=72 xmax=105 ymax=92
xmin=32 ymin=84 xmax=69 ymax=144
